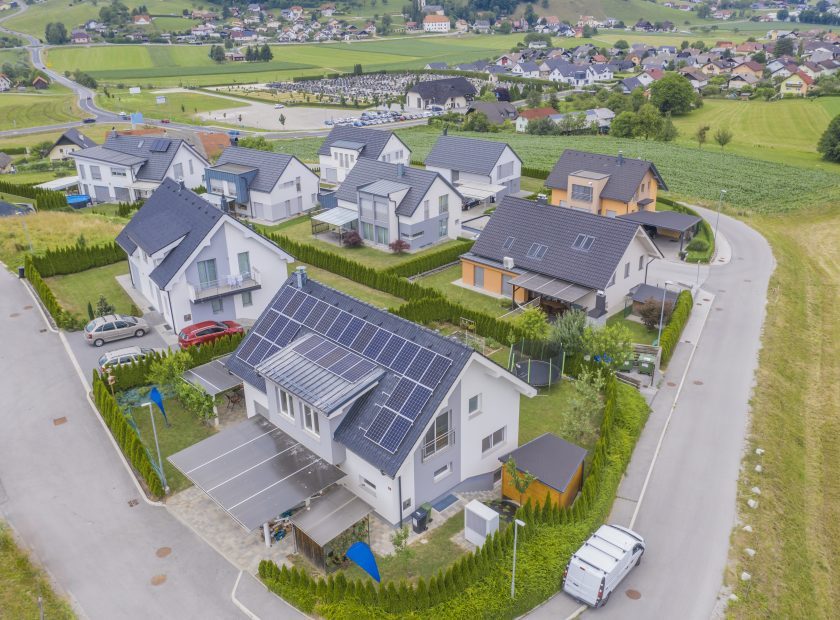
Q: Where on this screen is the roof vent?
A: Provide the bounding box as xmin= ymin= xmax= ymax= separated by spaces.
xmin=503 ymin=256 xmax=515 ymax=270
xmin=618 ymin=150 xmax=624 ymax=165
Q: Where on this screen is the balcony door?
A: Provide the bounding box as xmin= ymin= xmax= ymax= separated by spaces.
xmin=197 ymin=259 xmax=217 ymax=289
xmin=237 ymin=252 xmax=251 ymax=276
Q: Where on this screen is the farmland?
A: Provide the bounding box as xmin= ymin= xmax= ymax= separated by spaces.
xmin=519 ymin=0 xmax=708 ymax=26
xmin=0 ymin=93 xmax=84 ymax=131
xmin=95 ymin=88 xmax=234 ymax=124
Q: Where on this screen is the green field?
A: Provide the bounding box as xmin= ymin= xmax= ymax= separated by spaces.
xmin=96 ymin=89 xmax=234 ymax=124
xmin=46 ymin=262 xmax=134 ymax=322
xmin=519 ymin=0 xmax=708 ymax=26
xmin=673 ymin=98 xmax=840 ymax=169
xmin=0 ymin=93 xmax=84 ymax=130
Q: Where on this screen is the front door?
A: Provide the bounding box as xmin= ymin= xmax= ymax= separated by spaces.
xmin=197 ymin=259 xmax=217 ymax=290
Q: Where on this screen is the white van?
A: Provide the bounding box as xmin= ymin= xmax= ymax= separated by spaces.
xmin=562 ymin=524 xmax=645 ymax=607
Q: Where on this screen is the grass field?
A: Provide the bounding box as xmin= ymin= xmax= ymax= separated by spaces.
xmin=728 ymin=206 xmax=840 ymax=618
xmin=0 ymin=93 xmax=85 ymax=131
xmin=96 ymin=89 xmax=234 ymax=124
xmin=415 ymin=264 xmax=510 ymax=317
xmin=0 ymin=124 xmax=131 ymax=153
xmin=673 ymin=98 xmax=840 ymax=169
xmin=46 ymin=262 xmax=134 ymax=322
xmin=0 ymin=521 xmax=75 ymax=620
xmin=607 ymin=312 xmax=657 ymax=345
xmin=292 ymin=262 xmax=404 ymax=309
xmin=518 ymin=0 xmax=708 ymax=26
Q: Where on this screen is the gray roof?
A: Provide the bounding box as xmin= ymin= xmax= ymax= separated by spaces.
xmin=336 ymin=159 xmax=458 ymax=217
xmin=317 ymin=125 xmax=404 ymax=159
xmin=0 ymin=153 xmax=11 ymax=168
xmin=115 ymin=178 xmax=224 ymax=288
xmin=214 ymin=146 xmax=299 ymax=193
xmin=545 ymin=149 xmax=668 ymax=202
xmin=467 ymin=101 xmax=517 ymax=125
xmin=618 ymin=209 xmax=700 ymax=233
xmin=628 ymin=283 xmax=679 ymax=305
xmin=72 ymin=146 xmax=146 ymax=167
xmin=0 ymin=200 xmax=24 ymax=217
xmin=72 ymin=134 xmax=205 ymax=181
xmin=426 ymin=62 xmax=448 ymax=69
xmin=407 ymin=77 xmax=476 ymax=104
xmin=226 ymin=276 xmax=474 ymax=477
xmin=424 ymin=135 xmax=519 ymax=176
xmin=467 ymin=196 xmax=651 ymax=291
xmin=360 ymin=179 xmax=411 ymax=196
xmin=499 ymin=432 xmax=586 ymax=493
xmin=53 ymin=128 xmax=97 ymax=150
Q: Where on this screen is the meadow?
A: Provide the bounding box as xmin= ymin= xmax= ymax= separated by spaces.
xmin=518 ymin=0 xmax=708 ymax=26
xmin=0 ymin=93 xmax=84 ymax=130
xmin=95 ymin=88 xmax=235 ymax=124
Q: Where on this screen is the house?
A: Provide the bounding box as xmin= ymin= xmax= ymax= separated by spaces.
xmin=551 ymin=107 xmax=615 ymax=133
xmin=455 ymin=19 xmax=468 ymax=32
xmin=132 ymin=14 xmax=151 ymax=25
xmin=732 ymin=60 xmax=765 ymax=80
xmin=204 ymin=146 xmax=319 ymax=223
xmin=473 ymin=19 xmax=491 ymax=34
xmin=318 ymin=126 xmax=410 ymax=184
xmin=223 ymin=270 xmax=536 ymax=526
xmin=780 ymin=71 xmax=813 ymax=96
xmin=71 ymin=133 xmax=208 ymax=203
xmin=425 ymin=62 xmax=448 ymax=70
xmin=546 ymin=150 xmax=667 ymax=216
xmin=680 ymin=68 xmax=709 ymax=90
xmin=515 ymin=107 xmax=555 ymax=132
xmin=511 ymin=61 xmax=541 ymax=79
xmin=466 ymin=101 xmax=517 ymax=125
xmin=47 ymin=128 xmax=96 ymax=161
xmin=499 ymin=433 xmax=586 ymax=508
xmin=71 ymin=29 xmax=90 ymax=44
xmin=406 ymin=77 xmax=476 ymax=110
xmin=422 ymin=4 xmax=445 ymax=14
xmin=728 ymin=73 xmax=760 ymax=90
xmin=0 ymin=152 xmax=13 ymax=174
xmin=320 ymin=3 xmax=335 ymax=16
xmin=115 ymin=179 xmax=293 ymax=332
xmin=334 ymin=160 xmax=463 ymax=251
xmin=424 ymin=135 xmax=522 ymax=200
xmin=459 ymin=196 xmax=663 ymax=318
xmin=0 ymin=73 xmax=10 ymax=91
xmin=31 ymin=75 xmax=49 ymax=89
xmin=541 ymin=58 xmax=594 ymax=86
xmin=423 ymin=14 xmax=450 ymax=32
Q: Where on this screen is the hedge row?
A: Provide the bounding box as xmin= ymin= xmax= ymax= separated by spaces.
xmin=259 ymin=377 xmax=650 ymax=619
xmin=24 ymin=255 xmax=81 ymax=330
xmin=658 ymin=290 xmax=693 ymax=366
xmin=390 ymin=297 xmax=519 ymax=346
xmin=521 ymin=166 xmax=551 ymax=180
xmin=383 ymin=239 xmax=474 ymax=278
xmin=0 ymin=179 xmax=68 ymax=210
xmin=31 ymin=241 xmax=125 ymax=277
xmin=91 ymin=373 xmax=165 ymax=497
xmin=657 ymin=197 xmax=715 ymax=264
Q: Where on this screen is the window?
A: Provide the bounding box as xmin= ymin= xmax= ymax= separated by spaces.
xmin=361 ymin=221 xmax=374 ymax=240
xmin=277 ymin=388 xmax=294 ymax=419
xmin=373 ymin=200 xmax=388 ymax=222
xmin=90 ymin=165 xmax=101 ymax=181
xmin=572 ymin=234 xmax=595 ymax=251
xmin=503 ymin=236 xmax=514 ymax=250
xmin=468 ymin=394 xmax=481 ymax=415
xmin=433 ymin=463 xmax=452 ymax=481
xmin=188 ymin=159 xmax=194 ymax=175
xmin=439 ymin=218 xmax=448 ymax=238
xmin=624 ymin=262 xmax=630 ymax=278
xmin=401 ymin=230 xmax=424 ymax=240
xmin=423 ymin=200 xmax=430 ymax=219
xmin=303 ymin=404 xmax=320 ymax=436
xmin=571 ymin=184 xmax=593 ymax=202
xmin=110 ymin=167 xmax=126 ymax=177
xmin=174 ymin=163 xmax=184 ymax=180
xmin=526 ymin=243 xmax=548 ymax=259
xmin=360 ymin=475 xmax=376 ymax=495
xmin=473 ymin=265 xmax=484 ymax=288
xmin=502 ymin=274 xmax=513 ymax=296
xmin=422 ymin=411 xmax=452 ymax=460
xmin=79 ymin=165 xmax=86 ymax=179
xmin=211 ymin=298 xmax=224 ymax=314
xmin=438 ymin=194 xmax=449 ymax=213
xmin=638 ymin=255 xmax=645 ymax=271
xmin=237 ymin=251 xmax=251 ymax=276
xmin=295 ymin=176 xmax=301 ymax=192
xmin=375 ymin=225 xmax=388 ymax=245
xmin=481 ymin=427 xmax=506 ymax=453
xmin=241 ymin=291 xmax=253 ymax=307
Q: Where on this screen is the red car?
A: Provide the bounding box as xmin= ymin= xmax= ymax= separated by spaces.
xmin=178 ymin=320 xmax=243 ymax=349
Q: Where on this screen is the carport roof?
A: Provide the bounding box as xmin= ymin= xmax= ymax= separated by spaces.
xmin=168 ymin=416 xmax=345 ymax=531
xmin=509 ymin=271 xmax=592 ymax=303
xmin=183 ymin=355 xmax=242 ymax=396
xmin=618 ymin=209 xmax=701 ymax=233
xmin=291 ymin=485 xmax=372 ymax=547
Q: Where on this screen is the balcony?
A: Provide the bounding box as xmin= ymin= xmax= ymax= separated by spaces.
xmin=188 ymin=268 xmax=261 ymax=302
xmin=421 ymin=429 xmax=455 ymax=462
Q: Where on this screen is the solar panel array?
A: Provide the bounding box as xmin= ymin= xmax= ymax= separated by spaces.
xmin=149 ymin=138 xmax=171 ymax=153
xmin=237 ymin=285 xmax=452 ymax=455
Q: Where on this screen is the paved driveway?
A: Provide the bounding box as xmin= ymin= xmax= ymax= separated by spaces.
xmin=65 ymin=326 xmax=171 ymax=380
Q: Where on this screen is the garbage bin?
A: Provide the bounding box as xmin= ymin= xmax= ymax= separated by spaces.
xmin=411 ymin=506 xmax=429 ymax=534
xmin=17 ymin=265 xmax=24 ymax=279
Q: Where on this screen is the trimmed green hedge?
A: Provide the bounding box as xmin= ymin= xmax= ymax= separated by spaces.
xmin=24 ymin=255 xmax=81 ymax=330
xmin=383 ymin=239 xmax=474 ymax=278
xmin=391 ymin=297 xmax=519 ymax=346
xmin=31 ymin=241 xmax=125 ymax=277
xmin=659 ymin=290 xmax=693 ymax=365
xmin=91 ymin=373 xmax=165 ymax=497
xmin=0 ymin=179 xmax=68 ymax=210
xmin=521 ymin=166 xmax=550 ymax=180
xmin=259 ymin=377 xmax=649 ymax=619
xmin=657 ymin=197 xmax=714 ymax=264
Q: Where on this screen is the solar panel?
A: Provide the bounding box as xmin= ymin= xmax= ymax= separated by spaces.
xmin=276 ymin=322 xmax=300 ymax=347
xmin=149 ymin=138 xmax=171 ymax=152
xmin=304 ymin=340 xmax=337 ymax=362
xmin=407 ymin=349 xmax=435 ymax=380
xmin=325 ymin=311 xmax=349 ymax=340
xmin=341 ymin=359 xmax=377 ymax=383
xmin=364 ymin=408 xmax=393 ymax=443
xmin=264 ymin=314 xmax=290 ymax=341
xmin=327 ymin=352 xmax=362 ymax=376
xmin=401 ymin=384 xmax=432 ymax=421
xmin=303 ymin=301 xmax=328 ymax=328
xmin=349 ymin=323 xmax=377 ymax=353
xmin=315 ymin=306 xmax=341 ymax=334
xmin=292 ymin=295 xmax=317 ymax=322
xmin=380 ymin=415 xmax=412 ymax=453
xmin=246 ymin=338 xmax=273 ymax=365
xmin=293 ymin=335 xmax=324 ymax=355
xmin=273 ymin=287 xmax=297 ymax=315
xmin=384 ymin=378 xmax=414 ymax=410
xmin=377 ymin=336 xmax=405 ymax=365
xmin=391 ymin=341 xmax=420 ymax=374
xmin=316 ymin=347 xmax=348 ymax=369
xmin=251 ymin=309 xmax=280 ymax=337
xmin=363 ymin=330 xmax=391 ymax=359
xmin=280 ymin=290 xmax=305 ymax=317
xmin=420 ymin=355 xmax=451 ymax=388
xmin=337 ymin=317 xmax=364 ymax=347
xmin=235 ymin=334 xmax=260 ymax=363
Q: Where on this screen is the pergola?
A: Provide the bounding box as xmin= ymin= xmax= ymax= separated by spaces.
xmin=311 ymin=207 xmax=358 ymax=244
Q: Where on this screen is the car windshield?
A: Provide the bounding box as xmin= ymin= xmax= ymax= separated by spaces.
xmin=178 ymin=331 xmax=187 ymax=340
xmin=214 ymin=322 xmax=227 ymax=329
xmin=98 ymin=355 xmax=108 ymax=366
xmin=85 ymin=322 xmax=97 ymax=333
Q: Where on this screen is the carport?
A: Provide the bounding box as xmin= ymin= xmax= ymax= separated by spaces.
xmin=456 ymin=180 xmax=507 ymax=207
xmin=310 ymin=207 xmax=358 ymax=244
xmin=618 ymin=210 xmax=702 ymax=254
xmin=169 ymin=415 xmax=345 ymax=546
xmin=183 ymin=355 xmax=243 ymax=425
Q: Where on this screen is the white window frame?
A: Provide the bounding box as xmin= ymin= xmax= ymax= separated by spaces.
xmin=359 ymin=475 xmax=377 ymax=495
xmin=303 ymin=403 xmax=320 ymax=437
xmin=433 ymin=463 xmax=452 ymax=481
xmin=638 ymin=255 xmax=645 ymax=271
xmin=277 ymin=387 xmax=294 ymax=420
xmin=468 ymin=393 xmax=482 ymax=416
xmin=481 ymin=426 xmax=506 ymax=454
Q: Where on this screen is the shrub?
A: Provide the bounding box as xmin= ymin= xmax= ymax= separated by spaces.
xmin=31 ymin=241 xmax=125 ymax=277
xmin=24 ymin=255 xmax=80 ymax=330
xmin=658 ymin=290 xmax=693 ymax=365
xmin=686 ymin=237 xmax=709 ymax=252
xmin=384 ymin=239 xmax=473 ymax=277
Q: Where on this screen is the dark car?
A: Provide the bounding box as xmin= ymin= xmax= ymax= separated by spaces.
xmin=82 ymin=118 xmax=96 ymax=124
xmin=178 ymin=320 xmax=243 ymax=349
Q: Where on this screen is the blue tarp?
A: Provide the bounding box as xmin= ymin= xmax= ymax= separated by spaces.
xmin=346 ymin=542 xmax=380 ymax=582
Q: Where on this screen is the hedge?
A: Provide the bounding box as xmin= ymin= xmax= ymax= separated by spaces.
xmin=657 ymin=197 xmax=714 ymax=264
xmin=0 ymin=179 xmax=68 ymax=210
xmin=91 ymin=373 xmax=165 ymax=497
xmin=658 ymin=289 xmax=693 ymax=366
xmin=383 ymin=239 xmax=474 ymax=278
xmin=521 ymin=166 xmax=551 ymax=180
xmin=259 ymin=377 xmax=650 ymax=619
xmin=23 ymin=255 xmax=81 ymax=330
xmin=31 ymin=241 xmax=125 ymax=277
xmin=390 ymin=297 xmax=520 ymax=346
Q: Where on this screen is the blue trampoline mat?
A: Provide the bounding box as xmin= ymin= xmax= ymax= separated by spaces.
xmin=432 ymin=494 xmax=458 ymax=512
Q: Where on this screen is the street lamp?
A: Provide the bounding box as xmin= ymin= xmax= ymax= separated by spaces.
xmin=713 ymin=188 xmax=727 ymax=249
xmin=511 ymin=518 xmax=525 ymax=599
xmin=657 ymin=280 xmax=675 ymax=347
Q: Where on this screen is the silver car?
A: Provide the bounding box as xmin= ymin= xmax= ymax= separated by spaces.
xmin=98 ymin=346 xmax=156 ymax=371
xmin=84 ymin=314 xmax=150 ymax=347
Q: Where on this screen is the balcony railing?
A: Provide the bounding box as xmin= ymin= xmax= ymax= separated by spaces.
xmin=188 ymin=268 xmax=261 ymax=302
xmin=421 ymin=429 xmax=455 ymax=462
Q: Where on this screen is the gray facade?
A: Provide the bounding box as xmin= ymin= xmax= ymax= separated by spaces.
xmin=398 ymin=214 xmax=449 ymax=251
xmin=411 ymin=384 xmax=461 ymax=511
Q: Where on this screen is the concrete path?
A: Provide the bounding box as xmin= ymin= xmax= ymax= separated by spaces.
xmin=526 ymin=208 xmax=773 ymax=618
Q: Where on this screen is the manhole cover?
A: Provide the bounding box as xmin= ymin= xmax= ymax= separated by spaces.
xmin=23 ymin=305 xmax=32 ymax=310
xmin=53 ymin=417 xmax=67 ymax=426
xmin=156 ymin=547 xmax=172 ymax=558
xmin=8 ymin=313 xmax=19 ymax=318
xmin=667 ymin=382 xmax=677 ymax=387
xmin=150 ymin=574 xmax=167 ymax=586
xmin=626 ymin=589 xmax=642 ymax=600
xmin=716 ymin=308 xmax=723 ymax=311
xmin=703 ymin=298 xmax=711 ymax=302
xmin=693 ymin=380 xmax=704 ymax=386
xmin=128 ymin=499 xmax=139 ymax=507
xmin=39 ymin=328 xmax=47 ymax=333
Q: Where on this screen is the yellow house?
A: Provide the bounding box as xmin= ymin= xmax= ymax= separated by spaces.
xmin=545 ymin=149 xmax=667 ymax=217
xmin=780 ymin=71 xmax=813 ymax=97
xmin=47 ymin=128 xmax=97 ymax=162
xmin=499 ymin=433 xmax=587 ymax=508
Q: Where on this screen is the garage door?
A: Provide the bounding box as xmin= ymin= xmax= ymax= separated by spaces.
xmin=93 ymin=185 xmax=111 ymax=203
xmin=114 ymin=187 xmax=130 ymax=202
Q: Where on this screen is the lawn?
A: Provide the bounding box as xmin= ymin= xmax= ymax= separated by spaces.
xmin=519 ymin=0 xmax=709 ymax=26
xmin=0 ymin=123 xmax=131 ymax=154
xmin=45 ymin=262 xmax=135 ymax=322
xmin=0 ymin=210 xmax=125 ymax=269
xmin=292 ymin=262 xmax=405 ymax=309
xmin=95 ymin=89 xmax=237 ymax=124
xmin=415 ymin=264 xmax=510 ymax=317
xmin=129 ymin=396 xmax=217 ymax=493
xmin=0 ymin=93 xmax=85 ymax=131
xmin=607 ymin=312 xmax=658 ymax=345
xmin=0 ymin=521 xmax=75 ymax=620
xmin=728 ymin=206 xmax=840 ymax=619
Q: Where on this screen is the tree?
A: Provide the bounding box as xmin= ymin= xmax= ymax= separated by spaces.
xmin=635 ymin=104 xmax=663 ymax=139
xmin=695 ymin=124 xmax=710 ymax=148
xmin=95 ymin=294 xmax=115 ymax=317
xmin=563 ymin=368 xmax=605 ymax=445
xmin=548 ymin=309 xmax=586 ymax=356
xmin=238 ymin=136 xmax=272 ymax=151
xmin=696 ymin=3 xmax=712 ymax=18
xmin=31 ymin=140 xmax=54 ymax=159
xmin=714 ymin=126 xmax=733 ymax=150
xmin=388 ymin=239 xmax=410 ymax=253
xmin=463 ymin=111 xmax=491 ymax=132
xmin=638 ymin=297 xmax=674 ymax=331
xmin=583 ymin=322 xmax=632 ymax=371
xmin=527 ymin=117 xmax=559 ymax=135
xmin=44 ymin=22 xmax=68 ymax=44
xmin=657 ymin=113 xmax=679 ymax=142
xmin=817 ymin=114 xmax=840 ymax=162
xmin=751 ymin=50 xmax=766 ymax=64
xmin=614 ymin=39 xmax=629 ymax=50
xmin=209 ymin=44 xmax=225 ymax=63
xmin=649 ymin=72 xmax=696 ymax=115
xmin=512 ymin=306 xmax=550 ymax=341
xmin=260 ymin=43 xmax=273 ymax=62
xmin=610 ymin=111 xmax=638 ymax=137
xmin=279 ymin=113 xmax=286 ymax=127
xmin=776 ymin=8 xmax=789 ymax=21
xmin=498 ymin=21 xmax=512 ymax=34
xmin=629 ymin=86 xmax=646 ymax=112
xmin=343 ymin=230 xmax=363 ymax=247
xmin=504 ymin=457 xmax=535 ymax=506
xmin=774 ymin=36 xmax=793 ymax=57
xmin=390 ymin=526 xmax=413 ymax=572
xmin=525 ymin=88 xmax=542 ymax=108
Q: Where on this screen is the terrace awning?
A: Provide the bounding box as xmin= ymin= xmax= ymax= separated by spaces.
xmin=35 ymin=176 xmax=80 ymax=191
xmin=456 ymin=181 xmax=507 ymax=201
xmin=509 ymin=271 xmax=591 ymax=303
xmin=183 ymin=355 xmax=241 ymax=396
xmin=291 ymin=485 xmax=372 ymax=547
xmin=312 ymin=207 xmax=358 ymax=228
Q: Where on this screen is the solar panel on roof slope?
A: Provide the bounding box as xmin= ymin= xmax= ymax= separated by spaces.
xmin=235 ymin=335 xmax=260 ymax=363
xmin=293 ymin=335 xmax=324 ymax=355
xmin=281 ymin=290 xmax=305 ymax=316
xmin=326 ymin=312 xmax=348 ymax=340
xmin=247 ymin=338 xmax=273 ymax=365
xmin=385 ymin=377 xmax=414 ymax=410
xmin=349 ymin=323 xmax=376 ymax=353
xmin=363 ymin=331 xmax=390 ymax=358
xmin=315 ymin=305 xmax=341 ymax=333
xmin=420 ymin=356 xmax=451 ymax=388
xmin=252 ymin=309 xmax=280 ymax=337
xmin=380 ymin=416 xmax=412 ymax=453
xmin=407 ymin=349 xmax=434 ymax=379
xmin=401 ymin=385 xmax=432 ymax=421
xmin=305 ymin=340 xmax=338 ymax=362
xmin=377 ymin=336 xmax=405 ymax=364
xmin=337 ymin=317 xmax=364 ymax=347
xmin=303 ymin=301 xmax=328 ymax=328
xmin=327 ymin=353 xmax=362 ymax=376
xmin=277 ymin=322 xmax=300 ymax=347
xmin=341 ymin=359 xmax=377 ymax=383
xmin=292 ymin=296 xmax=317 ymax=322
xmin=364 ymin=408 xmax=393 ymax=443
xmin=272 ymin=286 xmax=296 ymax=313
xmin=317 ymin=347 xmax=348 ymax=369
xmin=264 ymin=315 xmax=289 ymax=341
xmin=391 ymin=341 xmax=420 ymax=373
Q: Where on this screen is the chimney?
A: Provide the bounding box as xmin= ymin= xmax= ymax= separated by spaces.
xmin=618 ymin=150 xmax=624 ymax=165
xmin=397 ymin=163 xmax=405 ymax=177
xmin=294 ymin=265 xmax=308 ymax=288
xmin=442 ymin=126 xmax=448 ymax=136
xmin=178 ymin=179 xmax=185 ymax=191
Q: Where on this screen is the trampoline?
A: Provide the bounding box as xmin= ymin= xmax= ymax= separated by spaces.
xmin=514 ymin=359 xmax=561 ymax=388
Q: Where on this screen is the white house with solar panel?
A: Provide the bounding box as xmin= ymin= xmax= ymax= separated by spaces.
xmin=224 ymin=267 xmax=536 ymax=526
xmin=70 ymin=132 xmax=208 ymax=203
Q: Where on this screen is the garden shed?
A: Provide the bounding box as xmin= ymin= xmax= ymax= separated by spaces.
xmin=499 ymin=433 xmax=586 ymax=508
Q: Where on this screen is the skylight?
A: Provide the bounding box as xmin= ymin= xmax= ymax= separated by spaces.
xmin=503 ymin=236 xmax=515 ymax=250
xmin=572 ymin=234 xmax=595 ymax=251
xmin=526 ymin=243 xmax=548 ymax=260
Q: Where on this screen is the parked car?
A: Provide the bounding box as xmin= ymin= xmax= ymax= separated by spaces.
xmin=562 ymin=525 xmax=645 ymax=608
xmin=178 ymin=320 xmax=243 ymax=349
xmin=84 ymin=314 xmax=150 ymax=347
xmin=160 ymin=118 xmax=171 ymax=124
xmin=82 ymin=118 xmax=96 ymax=124
xmin=274 ymin=103 xmax=285 ymax=109
xmin=98 ymin=346 xmax=157 ymax=372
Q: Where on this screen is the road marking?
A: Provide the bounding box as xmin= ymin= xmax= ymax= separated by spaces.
xmin=231 ymin=571 xmax=261 ymax=620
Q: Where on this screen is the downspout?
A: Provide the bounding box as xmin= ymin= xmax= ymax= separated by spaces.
xmin=643 ymin=256 xmax=657 ymax=285
xmin=166 ymin=289 xmax=177 ymax=333
xmin=397 ymin=475 xmax=403 ymax=527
